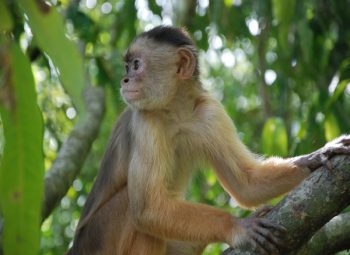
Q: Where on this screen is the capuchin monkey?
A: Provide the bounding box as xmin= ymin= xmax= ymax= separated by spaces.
xmin=67 ymin=26 xmax=350 ymax=255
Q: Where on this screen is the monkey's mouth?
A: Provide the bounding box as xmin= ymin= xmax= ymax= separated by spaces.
xmin=122 ymin=89 xmax=141 ymax=100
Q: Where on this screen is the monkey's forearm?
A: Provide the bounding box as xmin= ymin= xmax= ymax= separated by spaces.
xmin=239 ymin=137 xmax=350 ymax=207
xmin=132 ymin=199 xmax=235 ymax=244
xmin=132 ymin=197 xmax=287 ymax=251
xmin=217 ymin=157 xmax=309 ymax=208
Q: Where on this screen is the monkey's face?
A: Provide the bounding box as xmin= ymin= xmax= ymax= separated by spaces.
xmin=120 ymin=38 xmax=187 ymax=110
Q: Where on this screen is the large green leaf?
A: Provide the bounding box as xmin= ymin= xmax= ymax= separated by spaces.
xmin=324 ymin=113 xmax=340 ymax=142
xmin=261 ymin=117 xmax=288 ymax=157
xmin=0 ymin=40 xmax=44 ymax=255
xmin=0 ymin=1 xmax=13 ymax=32
xmin=18 ymin=0 xmax=85 ymax=113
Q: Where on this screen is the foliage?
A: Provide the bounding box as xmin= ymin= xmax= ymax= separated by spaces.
xmin=1 ymin=0 xmax=350 ymax=255
xmin=19 ymin=0 xmax=85 ymax=113
xmin=0 ymin=40 xmax=45 ymax=255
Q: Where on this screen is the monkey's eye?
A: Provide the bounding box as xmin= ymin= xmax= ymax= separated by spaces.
xmin=133 ymin=59 xmax=140 ymax=71
xmin=125 ymin=64 xmax=129 ymax=73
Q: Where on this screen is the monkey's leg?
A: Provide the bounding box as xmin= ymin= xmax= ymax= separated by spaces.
xmin=165 ymin=240 xmax=206 ymax=255
xmin=127 ymin=231 xmax=166 ymax=255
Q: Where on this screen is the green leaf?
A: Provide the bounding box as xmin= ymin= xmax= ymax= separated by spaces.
xmin=261 ymin=117 xmax=288 ymax=156
xmin=272 ymin=0 xmax=296 ymax=26
xmin=18 ymin=0 xmax=85 ymax=113
xmin=326 ymin=79 xmax=349 ymax=109
xmin=0 ymin=1 xmax=13 ymax=32
xmin=224 ymin=0 xmax=233 ymax=7
xmin=324 ymin=113 xmax=340 ymax=142
xmin=0 ymin=40 xmax=44 ymax=255
xmin=66 ymin=6 xmax=97 ymax=43
xmin=297 ymin=20 xmax=313 ymax=64
xmin=272 ymin=0 xmax=296 ymax=51
xmin=148 ymin=0 xmax=162 ymax=16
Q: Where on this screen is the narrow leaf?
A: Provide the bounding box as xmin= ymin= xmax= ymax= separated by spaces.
xmin=0 ymin=40 xmax=44 ymax=255
xmin=324 ymin=113 xmax=340 ymax=142
xmin=261 ymin=117 xmax=288 ymax=156
xmin=18 ymin=0 xmax=85 ymax=113
xmin=0 ymin=1 xmax=13 ymax=32
xmin=272 ymin=0 xmax=296 ymax=51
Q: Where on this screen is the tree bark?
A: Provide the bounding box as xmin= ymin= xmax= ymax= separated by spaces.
xmin=222 ymin=155 xmax=350 ymax=255
xmin=42 ymin=85 xmax=105 ymax=219
xmin=295 ymin=212 xmax=350 ymax=255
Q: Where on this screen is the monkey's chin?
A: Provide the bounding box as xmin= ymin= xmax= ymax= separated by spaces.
xmin=122 ymin=94 xmax=146 ymax=110
xmin=121 ymin=90 xmax=141 ymax=104
xmin=122 ymin=90 xmax=141 ymax=101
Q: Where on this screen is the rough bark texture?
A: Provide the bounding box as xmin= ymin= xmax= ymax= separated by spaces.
xmin=222 ymin=155 xmax=350 ymax=255
xmin=42 ymin=86 xmax=105 ymax=219
xmin=295 ymin=212 xmax=350 ymax=255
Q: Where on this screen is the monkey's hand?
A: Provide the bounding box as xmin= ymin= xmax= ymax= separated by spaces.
xmin=252 ymin=206 xmax=274 ymax=217
xmin=293 ymin=135 xmax=350 ymax=172
xmin=228 ymin=216 xmax=286 ymax=255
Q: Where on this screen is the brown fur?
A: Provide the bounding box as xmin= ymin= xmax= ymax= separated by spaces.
xmin=67 ymin=26 xmax=311 ymax=255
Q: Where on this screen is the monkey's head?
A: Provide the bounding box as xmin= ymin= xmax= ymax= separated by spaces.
xmin=120 ymin=26 xmax=199 ymax=110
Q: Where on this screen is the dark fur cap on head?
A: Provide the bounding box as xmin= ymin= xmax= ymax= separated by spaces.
xmin=137 ymin=25 xmax=199 ymax=77
xmin=138 ymin=26 xmax=195 ymax=48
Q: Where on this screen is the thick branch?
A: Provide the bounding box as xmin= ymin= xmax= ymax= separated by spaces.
xmin=42 ymin=86 xmax=105 ymax=219
xmin=223 ymin=155 xmax=350 ymax=255
xmin=295 ymin=212 xmax=350 ymax=255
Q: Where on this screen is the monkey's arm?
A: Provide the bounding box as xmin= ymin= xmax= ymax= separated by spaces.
xmin=128 ymin=137 xmax=233 ymax=243
xmin=203 ymin=100 xmax=350 ymax=208
xmin=127 ymin=121 xmax=285 ymax=253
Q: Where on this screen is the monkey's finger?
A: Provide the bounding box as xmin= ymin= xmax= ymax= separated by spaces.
xmin=335 ymin=135 xmax=350 ymax=146
xmin=248 ymin=238 xmax=269 ymax=255
xmin=253 ymin=206 xmax=274 ymax=217
xmin=341 ymin=137 xmax=350 ymax=146
xmin=324 ymin=147 xmax=350 ymax=157
xmin=254 ymin=225 xmax=285 ymax=247
xmin=250 ymin=231 xmax=279 ymax=255
xmin=334 ymin=147 xmax=350 ymax=154
xmin=258 ymin=219 xmax=287 ymax=234
xmin=320 ymin=154 xmax=333 ymax=171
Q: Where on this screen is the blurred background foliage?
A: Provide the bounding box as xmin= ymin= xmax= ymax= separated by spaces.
xmin=1 ymin=0 xmax=350 ymax=254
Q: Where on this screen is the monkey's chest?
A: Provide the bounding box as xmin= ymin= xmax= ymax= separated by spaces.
xmin=166 ymin=131 xmax=204 ymax=192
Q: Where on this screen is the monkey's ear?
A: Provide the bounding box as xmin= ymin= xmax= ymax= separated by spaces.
xmin=177 ymin=48 xmax=196 ymax=80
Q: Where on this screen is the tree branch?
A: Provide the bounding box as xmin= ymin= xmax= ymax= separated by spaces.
xmin=295 ymin=212 xmax=350 ymax=255
xmin=42 ymin=85 xmax=105 ymax=220
xmin=223 ymin=155 xmax=350 ymax=255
